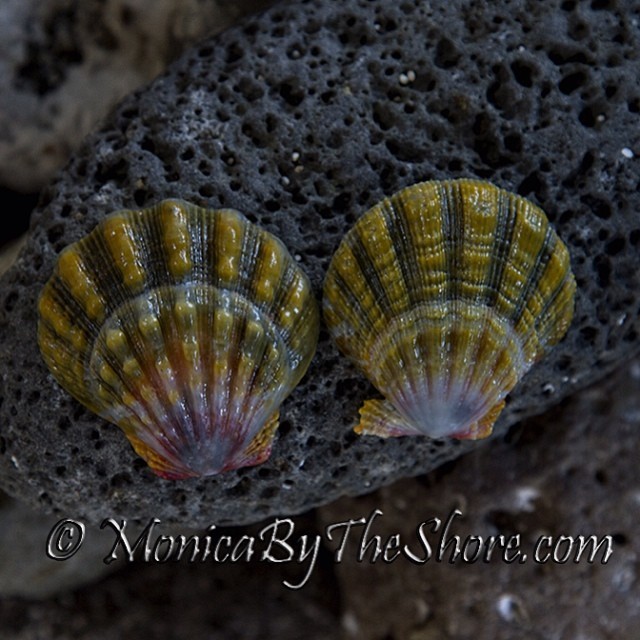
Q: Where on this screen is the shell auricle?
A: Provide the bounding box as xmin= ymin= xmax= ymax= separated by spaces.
xmin=323 ymin=179 xmax=576 ymax=441
xmin=38 ymin=199 xmax=319 ymax=480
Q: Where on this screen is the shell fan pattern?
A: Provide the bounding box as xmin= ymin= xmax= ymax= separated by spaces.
xmin=38 ymin=200 xmax=319 ymax=480
xmin=323 ymin=179 xmax=576 ymax=442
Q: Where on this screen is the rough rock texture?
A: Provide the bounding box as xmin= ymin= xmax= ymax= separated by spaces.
xmin=0 ymin=0 xmax=639 ymax=526
xmin=0 ymin=0 xmax=275 ymax=193
xmin=318 ymin=360 xmax=640 ymax=640
xmin=0 ymin=355 xmax=638 ymax=638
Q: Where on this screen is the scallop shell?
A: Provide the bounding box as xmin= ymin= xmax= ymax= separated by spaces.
xmin=323 ymin=179 xmax=576 ymax=441
xmin=38 ymin=199 xmax=319 ymax=480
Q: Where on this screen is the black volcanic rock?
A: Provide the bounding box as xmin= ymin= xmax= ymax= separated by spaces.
xmin=0 ymin=0 xmax=639 ymax=526
xmin=0 ymin=0 xmax=276 ymax=193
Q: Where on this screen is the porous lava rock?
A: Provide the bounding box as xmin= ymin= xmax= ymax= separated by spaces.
xmin=0 ymin=0 xmax=275 ymax=193
xmin=0 ymin=0 xmax=639 ymax=526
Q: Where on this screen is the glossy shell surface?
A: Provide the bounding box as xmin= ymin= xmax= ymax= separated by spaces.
xmin=38 ymin=199 xmax=319 ymax=479
xmin=323 ymin=179 xmax=576 ymax=441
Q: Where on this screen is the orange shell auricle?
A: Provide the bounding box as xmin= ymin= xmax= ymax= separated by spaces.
xmin=323 ymin=179 xmax=576 ymax=441
xmin=38 ymin=199 xmax=319 ymax=479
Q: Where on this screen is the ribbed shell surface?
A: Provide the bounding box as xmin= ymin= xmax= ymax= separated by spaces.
xmin=38 ymin=199 xmax=319 ymax=479
xmin=323 ymin=179 xmax=576 ymax=440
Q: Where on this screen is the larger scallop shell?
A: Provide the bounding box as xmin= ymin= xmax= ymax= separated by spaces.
xmin=323 ymin=179 xmax=575 ymax=441
xmin=38 ymin=199 xmax=319 ymax=480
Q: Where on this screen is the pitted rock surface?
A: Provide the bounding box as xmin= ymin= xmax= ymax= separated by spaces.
xmin=0 ymin=0 xmax=275 ymax=193
xmin=0 ymin=0 xmax=639 ymax=526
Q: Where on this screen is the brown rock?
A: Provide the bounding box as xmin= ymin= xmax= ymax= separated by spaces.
xmin=318 ymin=360 xmax=640 ymax=639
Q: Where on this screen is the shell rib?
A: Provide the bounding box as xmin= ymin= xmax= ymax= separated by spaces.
xmin=323 ymin=179 xmax=576 ymax=441
xmin=38 ymin=199 xmax=319 ymax=479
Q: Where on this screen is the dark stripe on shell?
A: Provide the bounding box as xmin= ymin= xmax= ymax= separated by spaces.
xmin=350 ymin=224 xmax=393 ymax=318
xmin=381 ymin=194 xmax=419 ymax=311
xmin=511 ymin=224 xmax=556 ymax=326
xmin=485 ymin=188 xmax=519 ymax=309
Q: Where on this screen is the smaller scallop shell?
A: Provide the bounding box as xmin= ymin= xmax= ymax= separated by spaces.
xmin=323 ymin=179 xmax=576 ymax=441
xmin=38 ymin=199 xmax=319 ymax=480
